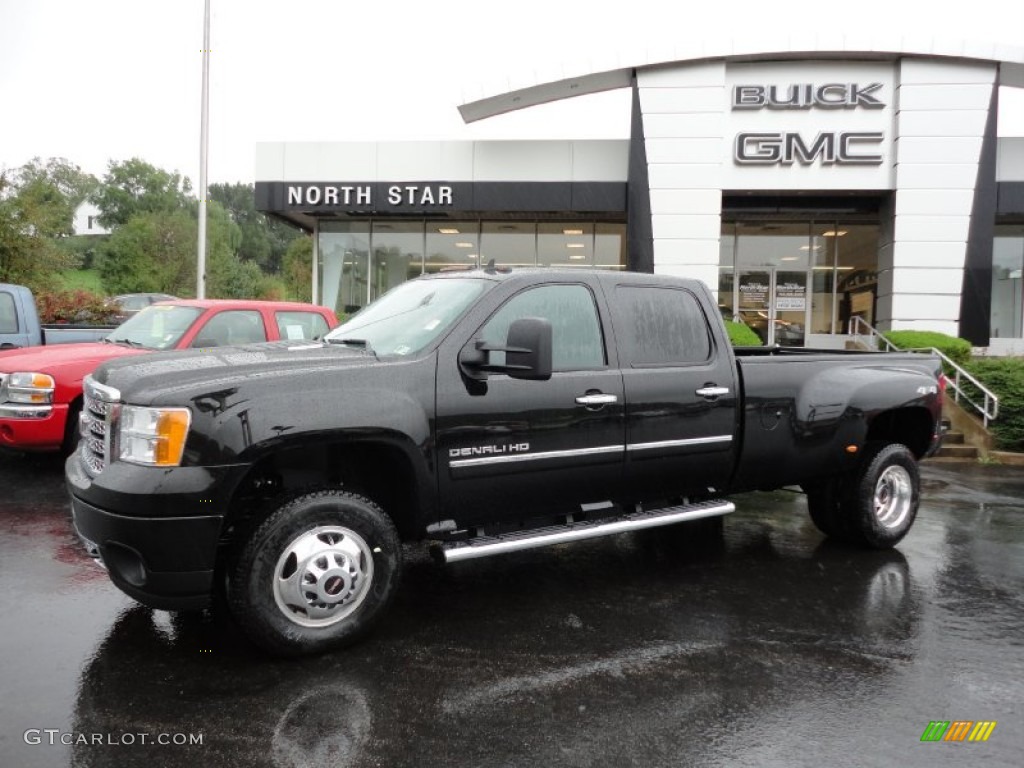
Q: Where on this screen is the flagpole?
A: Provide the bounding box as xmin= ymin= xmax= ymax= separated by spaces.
xmin=196 ymin=0 xmax=210 ymax=298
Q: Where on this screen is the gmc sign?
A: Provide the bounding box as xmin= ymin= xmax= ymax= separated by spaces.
xmin=734 ymin=131 xmax=884 ymax=165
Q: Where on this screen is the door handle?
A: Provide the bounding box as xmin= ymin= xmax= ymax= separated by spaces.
xmin=575 ymin=393 xmax=618 ymax=407
xmin=696 ymin=386 xmax=730 ymax=399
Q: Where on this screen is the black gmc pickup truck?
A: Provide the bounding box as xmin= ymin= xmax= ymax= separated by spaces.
xmin=66 ymin=269 xmax=944 ymax=656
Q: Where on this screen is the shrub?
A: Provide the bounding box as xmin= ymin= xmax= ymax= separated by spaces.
xmin=256 ymin=275 xmax=287 ymax=301
xmin=35 ymin=289 xmax=115 ymax=324
xmin=726 ymin=320 xmax=762 ymax=347
xmin=883 ymin=330 xmax=972 ymax=367
xmin=963 ymin=357 xmax=1024 ymax=452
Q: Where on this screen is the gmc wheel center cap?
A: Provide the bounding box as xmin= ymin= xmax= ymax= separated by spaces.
xmin=317 ymin=568 xmax=352 ymax=603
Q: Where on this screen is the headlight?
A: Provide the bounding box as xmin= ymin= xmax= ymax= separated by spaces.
xmin=1 ymin=372 xmax=55 ymax=404
xmin=117 ymin=405 xmax=191 ymax=466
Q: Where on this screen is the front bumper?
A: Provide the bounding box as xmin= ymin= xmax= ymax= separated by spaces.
xmin=0 ymin=402 xmax=67 ymax=451
xmin=65 ymin=451 xmax=248 ymax=610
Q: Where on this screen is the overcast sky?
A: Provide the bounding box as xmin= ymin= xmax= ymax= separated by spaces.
xmin=2 ymin=0 xmax=1023 ymax=187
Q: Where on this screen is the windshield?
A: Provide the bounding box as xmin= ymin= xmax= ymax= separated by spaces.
xmin=106 ymin=305 xmax=203 ymax=350
xmin=324 ymin=278 xmax=489 ymax=356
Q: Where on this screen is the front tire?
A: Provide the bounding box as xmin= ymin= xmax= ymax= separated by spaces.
xmin=62 ymin=400 xmax=82 ymax=456
xmin=228 ymin=490 xmax=402 ymax=657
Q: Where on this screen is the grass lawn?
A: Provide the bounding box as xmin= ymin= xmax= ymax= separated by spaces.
xmin=57 ymin=269 xmax=105 ymax=294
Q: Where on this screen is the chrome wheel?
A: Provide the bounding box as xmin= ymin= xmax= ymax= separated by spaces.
xmin=873 ymin=465 xmax=913 ymax=530
xmin=272 ymin=526 xmax=374 ymax=628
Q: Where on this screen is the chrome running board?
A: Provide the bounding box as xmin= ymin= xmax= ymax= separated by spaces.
xmin=440 ymin=499 xmax=735 ymax=563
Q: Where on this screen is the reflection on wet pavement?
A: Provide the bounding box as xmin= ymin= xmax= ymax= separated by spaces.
xmin=1 ymin=453 xmax=1022 ymax=767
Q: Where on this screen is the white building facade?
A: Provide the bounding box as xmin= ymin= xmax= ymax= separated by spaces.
xmin=256 ymin=41 xmax=1024 ymax=351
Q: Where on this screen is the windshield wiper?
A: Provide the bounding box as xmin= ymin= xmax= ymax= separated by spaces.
xmin=326 ymin=337 xmax=376 ymax=356
xmin=105 ymin=337 xmax=146 ymax=348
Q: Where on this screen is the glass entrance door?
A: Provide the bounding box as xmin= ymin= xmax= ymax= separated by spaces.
xmin=721 ymin=220 xmax=881 ymax=344
xmin=737 ymin=270 xmax=771 ymax=343
xmin=773 ymin=270 xmax=807 ymax=347
xmin=737 ymin=269 xmax=807 ymax=346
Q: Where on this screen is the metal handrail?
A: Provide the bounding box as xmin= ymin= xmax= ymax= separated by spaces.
xmin=847 ymin=316 xmax=1000 ymax=427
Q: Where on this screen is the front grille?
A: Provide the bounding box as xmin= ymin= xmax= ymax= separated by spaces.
xmin=81 ymin=376 xmax=121 ymax=477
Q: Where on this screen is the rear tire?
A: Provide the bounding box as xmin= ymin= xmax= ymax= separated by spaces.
xmin=838 ymin=442 xmax=920 ymax=549
xmin=806 ymin=443 xmax=920 ymax=549
xmin=804 ymin=480 xmax=846 ymax=540
xmin=228 ymin=489 xmax=402 ymax=657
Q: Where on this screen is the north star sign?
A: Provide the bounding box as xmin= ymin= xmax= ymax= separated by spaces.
xmin=731 ymin=82 xmax=885 ymax=166
xmin=286 ymin=184 xmax=454 ymax=206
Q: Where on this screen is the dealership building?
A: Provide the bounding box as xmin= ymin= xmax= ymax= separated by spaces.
xmin=255 ymin=39 xmax=1024 ymax=351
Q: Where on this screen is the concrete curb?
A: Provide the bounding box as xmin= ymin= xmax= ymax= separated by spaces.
xmin=989 ymin=451 xmax=1024 ymax=467
xmin=925 ymin=452 xmax=1024 ymax=466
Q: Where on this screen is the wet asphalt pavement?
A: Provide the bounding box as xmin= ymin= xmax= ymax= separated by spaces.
xmin=0 ymin=453 xmax=1022 ymax=768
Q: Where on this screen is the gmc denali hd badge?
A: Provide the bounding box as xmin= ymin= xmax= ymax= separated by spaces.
xmin=449 ymin=443 xmax=530 ymax=459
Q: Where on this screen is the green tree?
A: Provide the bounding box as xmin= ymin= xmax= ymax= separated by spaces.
xmin=99 ymin=201 xmax=243 ymax=297
xmin=99 ymin=209 xmax=195 ymax=294
xmin=208 ymin=253 xmax=264 ymax=299
xmin=92 ymin=158 xmax=192 ymax=229
xmin=208 ymin=182 xmax=301 ymax=273
xmin=282 ymin=235 xmax=313 ymax=302
xmin=12 ymin=157 xmax=97 ymax=237
xmin=0 ymin=158 xmax=97 ymax=290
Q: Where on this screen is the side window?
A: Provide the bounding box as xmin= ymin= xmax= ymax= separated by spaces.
xmin=614 ymin=286 xmax=712 ymax=366
xmin=0 ymin=292 xmax=17 ymax=334
xmin=275 ymin=311 xmax=330 ymax=340
xmin=192 ymin=310 xmax=267 ymax=347
xmin=480 ymin=284 xmax=605 ymax=372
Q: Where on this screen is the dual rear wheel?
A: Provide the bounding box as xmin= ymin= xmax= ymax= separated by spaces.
xmin=804 ymin=442 xmax=920 ymax=549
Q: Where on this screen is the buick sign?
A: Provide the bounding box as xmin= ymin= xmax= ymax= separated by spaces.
xmin=732 ymin=83 xmax=884 ymax=110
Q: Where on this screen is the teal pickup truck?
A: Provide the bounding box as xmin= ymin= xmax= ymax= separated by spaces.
xmin=0 ymin=284 xmax=116 ymax=350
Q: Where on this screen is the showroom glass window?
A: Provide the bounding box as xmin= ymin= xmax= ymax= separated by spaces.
xmin=991 ymin=225 xmax=1024 ymax=339
xmin=320 ymin=219 xmax=626 ymax=317
xmin=595 ymin=223 xmax=627 ymax=270
xmin=480 ymin=222 xmax=536 ymax=268
xmin=834 ymin=225 xmax=879 ymax=332
xmin=371 ymin=222 xmax=424 ymax=301
xmin=320 ymin=221 xmax=370 ymax=317
xmin=539 ymin=223 xmax=594 ymax=267
xmin=425 ymin=222 xmax=479 ymax=274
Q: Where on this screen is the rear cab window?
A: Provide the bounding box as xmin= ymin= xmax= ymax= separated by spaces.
xmin=612 ymin=285 xmax=713 ymax=367
xmin=191 ymin=310 xmax=268 ymax=347
xmin=0 ymin=291 xmax=17 ymax=334
xmin=275 ymin=311 xmax=330 ymax=341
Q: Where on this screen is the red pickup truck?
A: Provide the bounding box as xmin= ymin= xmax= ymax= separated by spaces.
xmin=0 ymin=299 xmax=337 ymax=453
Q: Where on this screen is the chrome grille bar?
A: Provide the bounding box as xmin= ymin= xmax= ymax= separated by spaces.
xmin=80 ymin=376 xmax=121 ymax=477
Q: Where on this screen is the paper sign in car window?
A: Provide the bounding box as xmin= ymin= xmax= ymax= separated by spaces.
xmin=285 ymin=324 xmax=307 ymax=340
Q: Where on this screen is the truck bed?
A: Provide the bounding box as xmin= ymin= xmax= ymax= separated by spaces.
xmin=731 ymin=349 xmax=942 ymax=492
